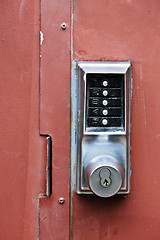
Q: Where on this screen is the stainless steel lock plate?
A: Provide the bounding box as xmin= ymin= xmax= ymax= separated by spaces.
xmin=71 ymin=61 xmax=131 ymax=197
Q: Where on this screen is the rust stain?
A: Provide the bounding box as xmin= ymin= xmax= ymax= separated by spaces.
xmin=78 ymin=49 xmax=87 ymax=55
xmin=40 ymin=215 xmax=47 ymax=222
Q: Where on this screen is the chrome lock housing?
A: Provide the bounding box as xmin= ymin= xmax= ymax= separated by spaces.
xmin=85 ymin=155 xmax=124 ymax=197
xmin=71 ymin=61 xmax=131 ymax=198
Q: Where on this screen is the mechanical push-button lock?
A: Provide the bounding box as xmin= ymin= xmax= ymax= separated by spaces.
xmin=73 ymin=61 xmax=131 ymax=197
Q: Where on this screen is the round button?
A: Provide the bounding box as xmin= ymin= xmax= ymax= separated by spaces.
xmin=103 ymin=109 xmax=108 ymax=116
xmin=103 ymin=81 xmax=108 ymax=87
xmin=103 ymin=100 xmax=108 ymax=106
xmin=102 ymin=119 xmax=108 ymax=125
xmin=85 ymin=155 xmax=124 ymax=198
xmin=103 ymin=90 xmax=108 ymax=96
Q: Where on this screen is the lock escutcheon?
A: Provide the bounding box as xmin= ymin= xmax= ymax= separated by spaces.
xmin=73 ymin=62 xmax=131 ymax=196
xmin=85 ymin=155 xmax=124 ymax=198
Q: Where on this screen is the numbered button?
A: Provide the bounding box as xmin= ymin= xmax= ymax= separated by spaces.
xmin=102 ymin=109 xmax=108 ymax=116
xmin=88 ymin=74 xmax=123 ymax=88
xmin=89 ymin=88 xmax=121 ymax=97
xmin=103 ymin=81 xmax=108 ymax=87
xmin=102 ymin=119 xmax=108 ymax=125
xmin=88 ymin=108 xmax=121 ymax=117
xmin=103 ymin=100 xmax=108 ymax=106
xmin=88 ymin=117 xmax=121 ymax=127
xmin=103 ymin=90 xmax=108 ymax=96
xmin=89 ymin=98 xmax=121 ymax=107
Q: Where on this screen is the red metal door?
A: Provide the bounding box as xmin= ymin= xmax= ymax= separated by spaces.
xmin=0 ymin=1 xmax=44 ymax=239
xmin=40 ymin=0 xmax=160 ymax=239
xmin=1 ymin=0 xmax=160 ymax=239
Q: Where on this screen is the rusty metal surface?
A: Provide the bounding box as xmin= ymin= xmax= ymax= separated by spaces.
xmin=39 ymin=0 xmax=71 ymax=239
xmin=0 ymin=1 xmax=46 ymax=240
xmin=71 ymin=0 xmax=160 ymax=239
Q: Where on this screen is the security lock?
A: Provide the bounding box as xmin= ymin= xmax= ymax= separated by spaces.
xmin=72 ymin=61 xmax=131 ymax=198
xmin=85 ymin=156 xmax=124 ymax=197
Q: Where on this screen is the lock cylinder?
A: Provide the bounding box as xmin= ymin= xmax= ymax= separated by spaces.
xmin=85 ymin=155 xmax=124 ymax=198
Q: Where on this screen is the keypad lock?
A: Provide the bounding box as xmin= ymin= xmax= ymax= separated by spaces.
xmin=73 ymin=62 xmax=131 ymax=197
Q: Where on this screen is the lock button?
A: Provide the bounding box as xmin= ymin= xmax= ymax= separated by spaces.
xmin=88 ymin=107 xmax=121 ymax=117
xmin=89 ymin=88 xmax=121 ymax=97
xmin=88 ymin=117 xmax=121 ymax=127
xmin=89 ymin=98 xmax=121 ymax=107
xmin=88 ymin=74 xmax=122 ymax=88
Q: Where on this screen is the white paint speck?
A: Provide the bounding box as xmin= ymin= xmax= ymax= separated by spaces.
xmin=40 ymin=31 xmax=44 ymax=45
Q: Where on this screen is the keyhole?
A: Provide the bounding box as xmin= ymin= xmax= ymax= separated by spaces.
xmin=99 ymin=168 xmax=112 ymax=188
xmin=103 ymin=178 xmax=109 ymax=187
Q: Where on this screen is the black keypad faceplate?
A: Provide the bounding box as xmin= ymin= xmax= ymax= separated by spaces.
xmin=86 ymin=73 xmax=124 ymax=130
